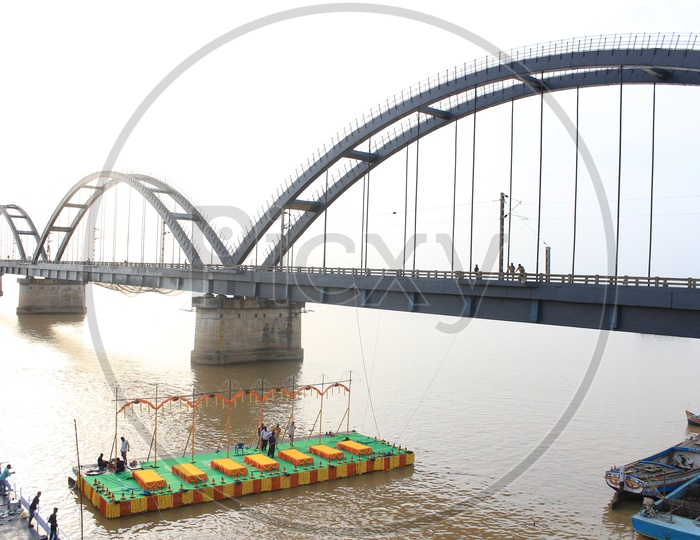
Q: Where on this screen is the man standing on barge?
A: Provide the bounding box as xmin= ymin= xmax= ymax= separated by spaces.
xmin=120 ymin=436 xmax=130 ymax=466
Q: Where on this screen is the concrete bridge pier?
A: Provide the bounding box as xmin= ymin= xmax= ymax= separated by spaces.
xmin=191 ymin=295 xmax=304 ymax=365
xmin=16 ymin=277 xmax=87 ymax=315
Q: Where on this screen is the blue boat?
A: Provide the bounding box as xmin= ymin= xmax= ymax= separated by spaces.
xmin=687 ymin=411 xmax=700 ymax=427
xmin=632 ymin=475 xmax=700 ymax=539
xmin=605 ymin=438 xmax=700 ymax=498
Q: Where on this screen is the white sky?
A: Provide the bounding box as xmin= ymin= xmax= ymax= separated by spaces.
xmin=1 ymin=1 xmax=699 ymax=276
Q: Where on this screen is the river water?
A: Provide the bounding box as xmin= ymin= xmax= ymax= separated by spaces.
xmin=1 ymin=276 xmax=698 ymax=539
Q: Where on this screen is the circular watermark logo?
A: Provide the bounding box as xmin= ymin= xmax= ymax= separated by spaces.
xmin=84 ymin=3 xmax=615 ymax=536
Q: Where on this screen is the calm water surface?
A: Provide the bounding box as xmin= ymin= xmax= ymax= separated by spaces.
xmin=1 ymin=277 xmax=698 ymax=539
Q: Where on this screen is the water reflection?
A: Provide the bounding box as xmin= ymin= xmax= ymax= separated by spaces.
xmin=17 ymin=313 xmax=85 ymax=342
xmin=189 ymin=358 xmax=304 ymax=392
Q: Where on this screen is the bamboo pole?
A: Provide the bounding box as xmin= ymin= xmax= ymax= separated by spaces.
xmin=226 ymin=380 xmax=232 ymax=457
xmin=154 ymin=384 xmax=158 ymax=467
xmin=111 ymin=386 xmax=119 ymax=464
xmin=318 ymin=375 xmax=325 ymax=443
xmin=191 ymin=386 xmax=196 ymax=463
xmin=74 ymin=419 xmax=85 ymax=540
xmin=346 ymin=373 xmax=352 ymax=436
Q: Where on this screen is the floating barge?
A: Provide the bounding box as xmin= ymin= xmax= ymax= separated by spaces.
xmin=76 ymin=432 xmax=413 ymax=518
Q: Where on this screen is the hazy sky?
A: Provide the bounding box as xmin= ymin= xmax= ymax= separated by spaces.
xmin=1 ymin=1 xmax=699 ymax=275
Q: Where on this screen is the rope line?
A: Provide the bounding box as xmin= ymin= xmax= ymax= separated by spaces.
xmin=395 ymin=316 xmax=466 ymax=444
xmin=352 ymin=275 xmax=380 ymax=439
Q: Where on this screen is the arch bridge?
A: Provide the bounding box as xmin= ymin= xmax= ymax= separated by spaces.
xmin=2 ymin=32 xmax=700 ymax=347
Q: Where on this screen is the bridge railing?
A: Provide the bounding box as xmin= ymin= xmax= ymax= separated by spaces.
xmin=7 ymin=259 xmax=698 ymax=289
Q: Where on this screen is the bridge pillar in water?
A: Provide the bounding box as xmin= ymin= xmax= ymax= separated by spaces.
xmin=191 ymin=295 xmax=304 ymax=365
xmin=16 ymin=277 xmax=87 ymax=315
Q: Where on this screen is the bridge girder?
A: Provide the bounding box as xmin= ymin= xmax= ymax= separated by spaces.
xmin=223 ymin=44 xmax=700 ymax=267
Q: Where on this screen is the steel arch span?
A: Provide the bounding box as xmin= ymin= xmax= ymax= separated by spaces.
xmin=0 ymin=204 xmax=47 ymax=262
xmin=226 ymin=33 xmax=700 ymax=268
xmin=32 ymin=171 xmax=233 ymax=266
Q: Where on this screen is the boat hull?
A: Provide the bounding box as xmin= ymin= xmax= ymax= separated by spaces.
xmin=686 ymin=410 xmax=700 ymax=427
xmin=605 ymin=439 xmax=700 ymax=498
xmin=632 ymin=514 xmax=700 ymax=540
xmin=632 ymin=476 xmax=700 ymax=539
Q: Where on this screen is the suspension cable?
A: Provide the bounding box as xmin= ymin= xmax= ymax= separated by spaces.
xmin=469 ymin=88 xmax=477 ymax=272
xmin=572 ymin=87 xmax=580 ymax=275
xmin=615 ymin=66 xmax=624 ymax=277
xmin=363 ymin=137 xmax=371 ymax=270
xmin=507 ymin=99 xmax=515 ymax=271
xmin=322 ymin=170 xmax=328 ymax=268
xmin=126 ymin=185 xmax=132 ymax=263
xmin=648 ymin=83 xmax=657 ymax=277
xmin=451 ymin=118 xmax=458 ymax=271
xmin=402 ymin=143 xmax=409 ymax=271
xmin=140 ymin=196 xmax=146 ymax=264
xmin=412 ymin=113 xmax=420 ymax=271
xmin=113 ymin=184 xmax=118 ymax=262
xmin=536 ymin=73 xmax=544 ymax=275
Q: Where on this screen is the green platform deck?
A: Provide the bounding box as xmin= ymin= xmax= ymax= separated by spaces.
xmin=77 ymin=432 xmax=414 ymax=518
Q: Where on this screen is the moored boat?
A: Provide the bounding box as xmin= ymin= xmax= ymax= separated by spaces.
xmin=686 ymin=410 xmax=700 ymax=427
xmin=605 ymin=437 xmax=700 ymax=498
xmin=632 ymin=475 xmax=700 ymax=539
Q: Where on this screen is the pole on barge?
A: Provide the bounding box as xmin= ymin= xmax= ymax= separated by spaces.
xmin=74 ymin=419 xmax=84 ymax=539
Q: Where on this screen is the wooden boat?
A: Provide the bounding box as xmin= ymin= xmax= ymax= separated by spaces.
xmin=632 ymin=475 xmax=700 ymax=539
xmin=686 ymin=410 xmax=700 ymax=427
xmin=605 ymin=438 xmax=700 ymax=498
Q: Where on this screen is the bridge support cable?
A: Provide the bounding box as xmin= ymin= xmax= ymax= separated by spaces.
xmin=363 ymin=138 xmax=371 ymax=270
xmin=648 ymin=83 xmax=657 ymax=278
xmin=126 ymin=183 xmax=132 ymax=263
xmin=322 ymin=170 xmax=329 ymax=269
xmin=450 ymin=118 xmax=458 ymax=272
xmin=113 ymin=183 xmax=118 ymax=263
xmin=469 ymin=89 xmax=477 ymax=273
xmin=615 ymin=67 xmax=624 ymax=277
xmin=140 ymin=196 xmax=146 ymax=264
xmin=535 ymin=74 xmax=544 ymax=276
xmin=507 ymin=100 xmax=515 ymax=272
xmin=572 ymin=87 xmax=580 ymax=276
xmin=360 ymin=176 xmax=366 ymax=269
xmin=402 ymin=144 xmax=409 ymax=271
xmin=412 ymin=113 xmax=420 ymax=272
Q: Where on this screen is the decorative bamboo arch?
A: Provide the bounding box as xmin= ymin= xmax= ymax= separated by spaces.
xmin=113 ymin=377 xmax=352 ymax=465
